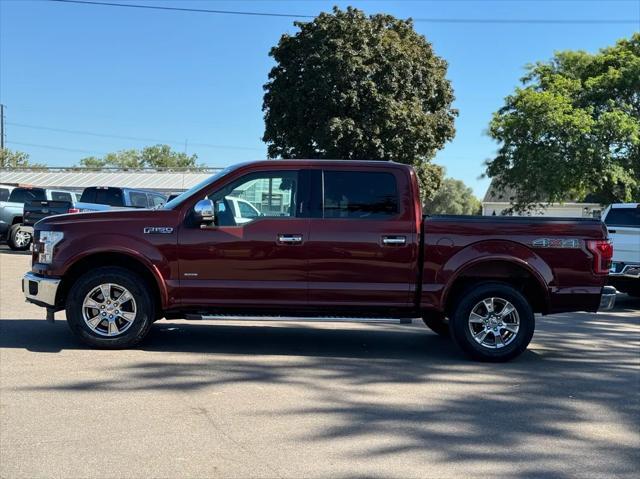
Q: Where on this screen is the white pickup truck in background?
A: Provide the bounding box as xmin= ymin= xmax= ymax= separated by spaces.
xmin=602 ymin=203 xmax=640 ymax=297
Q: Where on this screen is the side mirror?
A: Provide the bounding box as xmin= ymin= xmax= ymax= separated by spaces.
xmin=194 ymin=199 xmax=215 ymax=224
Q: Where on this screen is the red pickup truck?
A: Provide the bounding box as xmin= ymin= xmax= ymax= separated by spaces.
xmin=22 ymin=160 xmax=615 ymax=361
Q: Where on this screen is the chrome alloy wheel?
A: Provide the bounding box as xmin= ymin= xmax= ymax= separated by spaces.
xmin=82 ymin=283 xmax=137 ymax=337
xmin=468 ymin=297 xmax=520 ymax=349
xmin=14 ymin=230 xmax=31 ymax=247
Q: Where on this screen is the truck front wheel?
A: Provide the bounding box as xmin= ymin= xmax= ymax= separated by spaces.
xmin=66 ymin=267 xmax=155 ymax=348
xmin=449 ymin=282 xmax=535 ymax=362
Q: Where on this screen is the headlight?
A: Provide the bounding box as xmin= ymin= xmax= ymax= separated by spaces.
xmin=38 ymin=231 xmax=64 ymax=264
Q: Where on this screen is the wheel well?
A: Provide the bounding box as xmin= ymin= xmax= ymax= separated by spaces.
xmin=11 ymin=217 xmax=23 ymax=225
xmin=57 ymin=253 xmax=163 ymax=317
xmin=444 ymin=261 xmax=548 ymax=315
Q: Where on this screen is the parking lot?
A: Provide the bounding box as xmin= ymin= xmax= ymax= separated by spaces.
xmin=0 ymin=247 xmax=638 ymax=478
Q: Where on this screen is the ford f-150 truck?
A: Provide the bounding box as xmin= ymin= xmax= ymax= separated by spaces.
xmin=22 ymin=160 xmax=615 ymax=361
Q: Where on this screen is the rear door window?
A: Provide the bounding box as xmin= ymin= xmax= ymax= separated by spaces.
xmin=605 ymin=208 xmax=640 ymax=228
xmin=322 ymin=171 xmax=398 ymax=219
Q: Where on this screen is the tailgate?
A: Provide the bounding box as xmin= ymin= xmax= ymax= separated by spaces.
xmin=24 ymin=200 xmax=72 ymax=226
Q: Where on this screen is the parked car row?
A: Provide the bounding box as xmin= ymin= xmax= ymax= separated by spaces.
xmin=0 ymin=185 xmax=168 ymax=251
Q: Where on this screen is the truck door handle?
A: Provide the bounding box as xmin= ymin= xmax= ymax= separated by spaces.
xmin=608 ymin=229 xmax=617 ymax=234
xmin=382 ymin=235 xmax=406 ymax=245
xmin=278 ymin=234 xmax=303 ymax=244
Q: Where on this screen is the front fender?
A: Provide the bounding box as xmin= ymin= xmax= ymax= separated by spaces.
xmin=48 ymin=233 xmax=171 ymax=309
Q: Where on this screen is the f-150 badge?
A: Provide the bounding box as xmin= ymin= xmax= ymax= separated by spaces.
xmin=143 ymin=227 xmax=174 ymax=234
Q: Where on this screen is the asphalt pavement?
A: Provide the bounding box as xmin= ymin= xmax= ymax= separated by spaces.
xmin=1 ymin=247 xmax=638 ymax=478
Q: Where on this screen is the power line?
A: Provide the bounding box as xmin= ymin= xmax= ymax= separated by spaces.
xmin=7 ymin=140 xmax=103 ymax=154
xmin=48 ymin=0 xmax=639 ymax=24
xmin=7 ymin=122 xmax=265 ymax=151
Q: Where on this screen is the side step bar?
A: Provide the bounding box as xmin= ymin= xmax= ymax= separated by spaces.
xmin=184 ymin=314 xmax=415 ymax=324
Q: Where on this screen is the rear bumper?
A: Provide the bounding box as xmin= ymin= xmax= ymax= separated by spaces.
xmin=22 ymin=272 xmax=61 ymax=308
xmin=598 ymin=286 xmax=617 ymax=311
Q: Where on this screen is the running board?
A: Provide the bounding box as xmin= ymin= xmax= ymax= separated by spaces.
xmin=184 ymin=314 xmax=415 ymax=324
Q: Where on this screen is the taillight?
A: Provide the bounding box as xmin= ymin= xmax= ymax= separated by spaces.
xmin=587 ymin=240 xmax=613 ymax=274
xmin=67 ymin=208 xmax=80 ymax=214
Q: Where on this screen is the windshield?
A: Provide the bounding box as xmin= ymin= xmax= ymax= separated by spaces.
xmin=161 ymin=165 xmax=237 ymax=210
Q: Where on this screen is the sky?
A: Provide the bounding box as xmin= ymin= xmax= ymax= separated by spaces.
xmin=0 ymin=0 xmax=638 ymax=198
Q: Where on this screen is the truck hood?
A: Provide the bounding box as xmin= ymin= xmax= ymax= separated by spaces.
xmin=35 ymin=208 xmax=176 ymax=229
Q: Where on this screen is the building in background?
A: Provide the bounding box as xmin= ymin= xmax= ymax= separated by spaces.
xmin=482 ymin=179 xmax=602 ymax=218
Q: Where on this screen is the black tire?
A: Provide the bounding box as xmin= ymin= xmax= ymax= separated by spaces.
xmin=65 ymin=267 xmax=155 ymax=349
xmin=449 ymin=282 xmax=535 ymax=362
xmin=7 ymin=224 xmax=32 ymax=251
xmin=421 ymin=313 xmax=450 ymax=337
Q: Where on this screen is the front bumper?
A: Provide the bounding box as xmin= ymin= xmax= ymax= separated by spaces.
xmin=22 ymin=272 xmax=61 ymax=308
xmin=598 ymin=286 xmax=617 ymax=311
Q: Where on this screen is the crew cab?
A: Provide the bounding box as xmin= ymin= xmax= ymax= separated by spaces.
xmin=22 ymin=160 xmax=614 ymax=361
xmin=602 ymin=203 xmax=640 ymax=297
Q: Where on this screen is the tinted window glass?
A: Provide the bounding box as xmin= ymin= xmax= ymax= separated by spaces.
xmin=96 ymin=189 xmax=124 ymax=206
xmin=80 ymin=188 xmax=124 ymax=207
xmin=51 ymin=191 xmax=72 ymax=202
xmin=0 ymin=188 xmax=10 ymax=201
xmin=605 ymin=208 xmax=640 ymax=227
xmin=79 ymin=188 xmax=95 ymax=203
xmin=130 ymin=192 xmax=149 ymax=208
xmin=209 ymin=171 xmax=297 ymax=226
xmin=8 ymin=188 xmax=46 ymax=203
xmin=322 ymin=171 xmax=398 ymax=219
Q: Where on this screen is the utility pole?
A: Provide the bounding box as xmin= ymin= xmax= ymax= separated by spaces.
xmin=0 ymin=104 xmax=5 ymax=149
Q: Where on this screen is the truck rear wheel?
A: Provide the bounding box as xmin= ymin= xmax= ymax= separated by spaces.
xmin=7 ymin=224 xmax=32 ymax=251
xmin=65 ymin=267 xmax=155 ymax=349
xmin=449 ymin=282 xmax=535 ymax=362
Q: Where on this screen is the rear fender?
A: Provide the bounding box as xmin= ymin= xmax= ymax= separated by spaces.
xmin=440 ymin=240 xmax=554 ymax=309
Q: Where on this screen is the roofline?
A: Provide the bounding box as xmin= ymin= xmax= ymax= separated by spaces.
xmin=0 ymin=160 xmax=409 ymax=173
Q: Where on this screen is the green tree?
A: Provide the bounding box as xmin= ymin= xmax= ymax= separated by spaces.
xmin=0 ymin=148 xmax=45 ymax=168
xmin=424 ymin=177 xmax=481 ymax=215
xmin=486 ymin=34 xmax=640 ymax=211
xmin=79 ymin=145 xmax=200 ymax=169
xmin=262 ymin=6 xmax=456 ymax=200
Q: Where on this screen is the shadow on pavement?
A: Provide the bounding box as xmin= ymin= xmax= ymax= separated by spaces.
xmin=1 ymin=311 xmax=638 ymax=478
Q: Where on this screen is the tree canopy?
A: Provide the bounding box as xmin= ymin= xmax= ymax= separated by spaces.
xmin=486 ymin=34 xmax=640 ymax=211
xmin=262 ymin=6 xmax=456 ymax=200
xmin=424 ymin=177 xmax=481 ymax=215
xmin=79 ymin=144 xmax=201 ymax=169
xmin=0 ymin=148 xmax=45 ymax=169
